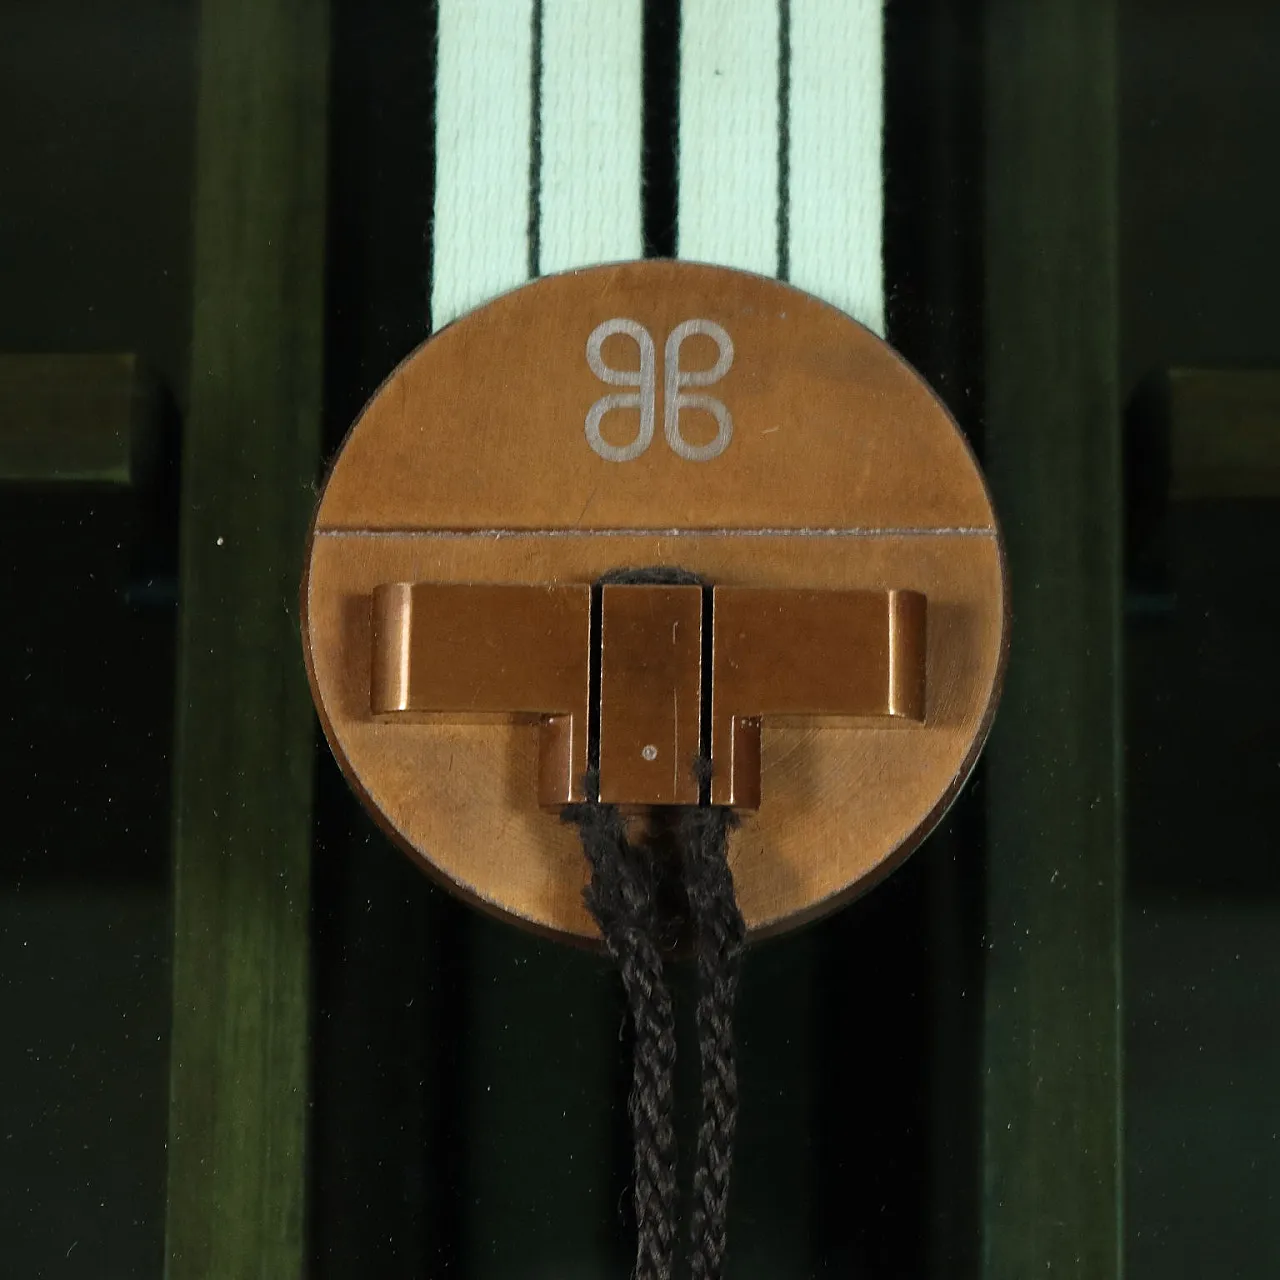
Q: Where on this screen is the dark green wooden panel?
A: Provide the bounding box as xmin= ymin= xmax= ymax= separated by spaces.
xmin=0 ymin=354 xmax=163 ymax=486
xmin=164 ymin=1 xmax=328 ymax=1275
xmin=982 ymin=2 xmax=1123 ymax=1277
xmin=461 ymin=918 xmax=627 ymax=1277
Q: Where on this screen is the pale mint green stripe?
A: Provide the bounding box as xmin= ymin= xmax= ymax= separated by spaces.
xmin=789 ymin=0 xmax=885 ymax=334
xmin=540 ymin=0 xmax=644 ymax=271
xmin=677 ymin=0 xmax=780 ymax=273
xmin=431 ymin=0 xmax=535 ymax=329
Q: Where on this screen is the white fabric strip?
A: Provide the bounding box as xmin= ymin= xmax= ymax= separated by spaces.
xmin=431 ymin=0 xmax=534 ymax=329
xmin=677 ymin=0 xmax=885 ymax=334
xmin=539 ymin=0 xmax=644 ymax=273
xmin=789 ymin=0 xmax=885 ymax=334
xmin=677 ymin=0 xmax=780 ymax=274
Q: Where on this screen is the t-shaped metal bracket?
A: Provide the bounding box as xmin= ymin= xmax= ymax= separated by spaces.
xmin=370 ymin=581 xmax=927 ymax=811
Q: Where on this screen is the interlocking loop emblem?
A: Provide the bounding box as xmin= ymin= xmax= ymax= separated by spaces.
xmin=586 ymin=318 xmax=735 ymax=462
xmin=584 ymin=318 xmax=656 ymax=462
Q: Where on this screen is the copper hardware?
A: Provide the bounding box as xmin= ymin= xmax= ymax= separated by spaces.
xmin=301 ymin=260 xmax=1008 ymax=941
xmin=368 ymin=579 xmax=926 ymax=812
xmin=598 ymin=584 xmax=704 ymax=807
xmin=709 ymin=588 xmax=926 ymax=808
xmin=370 ymin=582 xmax=591 ymax=806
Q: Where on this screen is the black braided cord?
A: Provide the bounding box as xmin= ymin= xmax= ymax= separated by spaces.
xmin=563 ymin=568 xmax=747 ymax=1280
xmin=568 ymin=786 xmax=680 ymax=1280
xmin=679 ymin=792 xmax=745 ymax=1280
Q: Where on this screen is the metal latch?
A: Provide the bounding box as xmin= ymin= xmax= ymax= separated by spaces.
xmin=371 ymin=581 xmax=926 ymax=810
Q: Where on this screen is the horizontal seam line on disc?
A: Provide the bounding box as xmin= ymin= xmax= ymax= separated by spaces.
xmin=313 ymin=526 xmax=997 ymax=539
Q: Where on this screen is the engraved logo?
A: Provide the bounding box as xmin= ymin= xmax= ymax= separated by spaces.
xmin=586 ymin=318 xmax=734 ymax=462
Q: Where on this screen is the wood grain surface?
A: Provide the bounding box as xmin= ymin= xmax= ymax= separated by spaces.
xmin=982 ymin=2 xmax=1122 ymax=1276
xmin=165 ymin=1 xmax=328 ymax=1275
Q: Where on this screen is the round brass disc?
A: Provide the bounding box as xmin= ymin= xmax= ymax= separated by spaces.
xmin=302 ymin=261 xmax=1008 ymax=941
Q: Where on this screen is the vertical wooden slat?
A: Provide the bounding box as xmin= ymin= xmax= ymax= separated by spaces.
xmin=981 ymin=3 xmax=1123 ymax=1278
xmin=164 ymin=2 xmax=328 ymax=1276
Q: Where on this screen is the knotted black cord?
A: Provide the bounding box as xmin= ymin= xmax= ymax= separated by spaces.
xmin=563 ymin=568 xmax=747 ymax=1280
